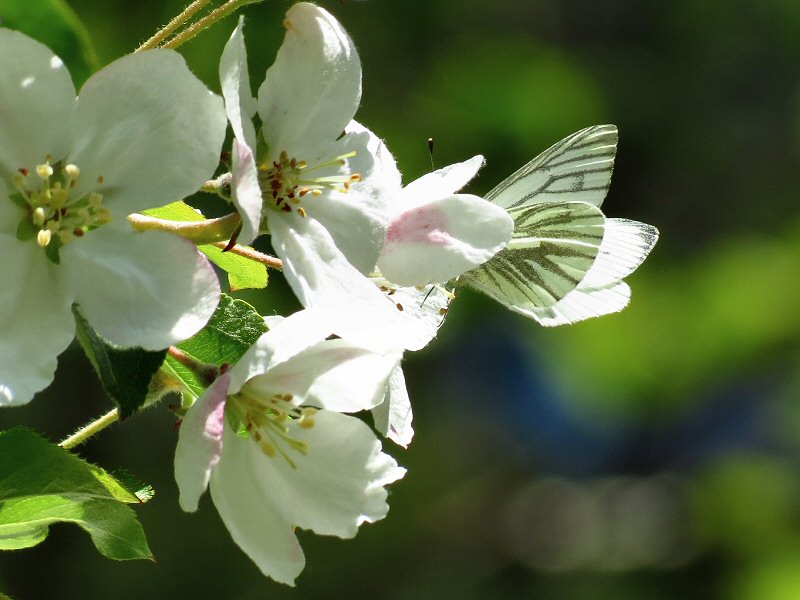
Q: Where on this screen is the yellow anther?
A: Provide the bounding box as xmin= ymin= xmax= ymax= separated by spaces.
xmin=32 ymin=207 xmax=46 ymax=227
xmin=259 ymin=440 xmax=277 ymax=457
xmin=36 ymin=163 xmax=53 ymax=179
xmin=298 ymin=414 xmax=315 ymax=429
xmin=64 ymin=164 xmax=80 ymax=179
xmin=297 ymin=207 xmax=307 ymax=218
xmin=37 ymin=229 xmax=52 ymax=247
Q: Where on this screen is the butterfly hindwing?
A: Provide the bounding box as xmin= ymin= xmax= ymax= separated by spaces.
xmin=464 ymin=201 xmax=605 ymax=311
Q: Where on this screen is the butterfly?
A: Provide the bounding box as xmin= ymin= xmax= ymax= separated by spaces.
xmin=460 ymin=124 xmax=659 ymax=326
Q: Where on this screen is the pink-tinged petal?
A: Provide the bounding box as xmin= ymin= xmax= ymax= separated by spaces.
xmin=230 ymin=139 xmax=262 ymax=246
xmin=379 ymin=193 xmax=513 ymax=286
xmin=69 ymin=49 xmax=227 ymax=215
xmin=174 ymin=371 xmax=231 ymax=512
xmin=0 ymin=30 xmax=75 ymax=182
xmin=257 ymin=2 xmax=360 ymax=155
xmin=247 ymin=339 xmax=400 ymax=412
xmin=62 ymin=226 xmax=220 ymax=350
xmin=0 ymin=231 xmax=74 ymax=406
xmin=401 ymin=155 xmax=484 ymax=209
xmin=372 ymin=366 xmax=414 ymax=448
xmin=220 ymin=17 xmax=258 ymax=151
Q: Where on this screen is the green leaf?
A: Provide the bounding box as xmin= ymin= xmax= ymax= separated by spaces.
xmin=166 ymin=294 xmax=268 ymax=400
xmin=0 ymin=0 xmax=100 ymax=87
xmin=15 ymin=218 xmax=36 ymax=242
xmin=72 ymin=307 xmax=167 ymax=419
xmin=143 ymin=201 xmax=268 ymax=291
xmin=143 ymin=200 xmax=205 ymax=223
xmin=0 ymin=428 xmax=153 ymax=560
xmin=198 ymin=244 xmax=268 ymax=291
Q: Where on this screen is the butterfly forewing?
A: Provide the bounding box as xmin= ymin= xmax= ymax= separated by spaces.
xmin=486 ymin=124 xmax=618 ymax=210
xmin=465 ymin=201 xmax=605 ymax=310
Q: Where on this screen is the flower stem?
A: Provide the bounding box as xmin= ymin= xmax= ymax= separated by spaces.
xmin=211 ymin=241 xmax=283 ymax=269
xmin=135 ymin=0 xmax=214 ymax=53
xmin=128 ymin=212 xmax=241 ymax=244
xmin=161 ymin=0 xmax=263 ymax=50
xmin=168 ymin=346 xmax=220 ymax=384
xmin=59 ymin=408 xmax=120 ymax=450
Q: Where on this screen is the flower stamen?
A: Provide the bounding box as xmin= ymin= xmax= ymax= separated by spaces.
xmin=230 ymin=389 xmax=316 ymax=468
xmin=258 ymin=149 xmax=361 ymax=216
xmin=12 ymin=158 xmax=109 ymax=255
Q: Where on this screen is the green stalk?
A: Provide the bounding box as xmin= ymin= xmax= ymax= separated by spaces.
xmin=59 ymin=408 xmax=120 ymax=450
xmin=161 ymin=0 xmax=263 ymax=50
xmin=135 ymin=0 xmax=215 ymax=52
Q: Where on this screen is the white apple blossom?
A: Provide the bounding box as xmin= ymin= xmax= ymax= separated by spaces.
xmin=174 ymin=309 xmax=405 ymax=586
xmin=220 ymin=6 xmax=391 ymax=305
xmin=0 ymin=30 xmax=227 ymax=406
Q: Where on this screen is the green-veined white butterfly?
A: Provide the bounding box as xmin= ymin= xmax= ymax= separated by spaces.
xmin=460 ymin=124 xmax=658 ymax=326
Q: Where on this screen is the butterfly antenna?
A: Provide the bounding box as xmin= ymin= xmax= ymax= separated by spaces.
xmin=428 ymin=137 xmax=435 ymax=171
xmin=420 ymin=285 xmax=435 ymax=307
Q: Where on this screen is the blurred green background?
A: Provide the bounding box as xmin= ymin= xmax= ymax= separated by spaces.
xmin=3 ymin=0 xmax=800 ymax=598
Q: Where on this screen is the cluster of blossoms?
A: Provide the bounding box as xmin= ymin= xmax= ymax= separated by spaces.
xmin=0 ymin=2 xmax=657 ymax=586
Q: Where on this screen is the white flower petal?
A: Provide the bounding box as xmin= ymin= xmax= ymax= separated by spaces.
xmin=379 ymin=193 xmax=513 ymax=286
xmin=0 ymin=233 xmax=74 ymax=406
xmin=401 ymin=155 xmax=484 ymax=208
xmin=210 ymin=424 xmax=306 ymax=586
xmin=278 ymin=411 xmax=405 ymax=535
xmin=209 ymin=411 xmax=404 ymax=585
xmin=174 ymin=371 xmax=231 ymax=512
xmin=372 ymin=366 xmax=414 ymax=448
xmin=257 ymin=2 xmax=361 ymax=155
xmin=269 ymin=213 xmax=382 ymax=308
xmin=308 ymin=190 xmax=385 ymax=275
xmin=228 ymin=309 xmax=334 ymax=393
xmin=346 ymin=120 xmax=401 ymax=192
xmin=63 ymin=226 xmax=219 ymax=350
xmin=269 ymin=216 xmax=435 ymax=351
xmin=0 ymin=30 xmax=75 ymax=181
xmin=303 ymin=125 xmax=393 ymax=274
xmin=248 ymin=339 xmax=400 ymax=412
xmin=69 ymin=49 xmax=226 ymax=215
xmin=220 ymin=17 xmax=258 ymax=151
